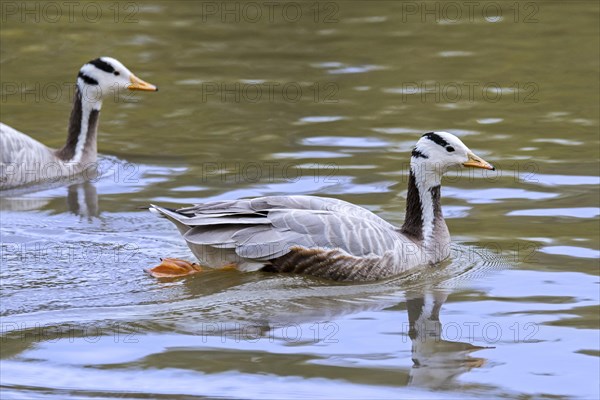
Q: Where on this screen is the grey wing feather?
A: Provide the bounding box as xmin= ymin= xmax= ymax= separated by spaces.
xmin=264 ymin=209 xmax=398 ymax=257
xmin=154 ymin=195 xmax=400 ymax=261
xmin=0 ymin=123 xmax=56 ymax=165
xmin=0 ymin=123 xmax=60 ymax=189
xmin=177 ymin=195 xmax=397 ymax=229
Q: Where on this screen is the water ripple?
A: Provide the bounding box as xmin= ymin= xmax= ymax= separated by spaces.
xmin=508 ymin=208 xmax=600 ymax=218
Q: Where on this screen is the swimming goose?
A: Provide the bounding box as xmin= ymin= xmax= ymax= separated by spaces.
xmin=149 ymin=132 xmax=494 ymax=281
xmin=0 ymin=57 xmax=157 ymax=190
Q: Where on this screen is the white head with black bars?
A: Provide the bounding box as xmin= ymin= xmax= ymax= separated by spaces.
xmin=76 ymin=57 xmax=158 ymax=106
xmin=59 ymin=57 xmax=158 ymax=165
xmin=410 ymin=131 xmax=494 ymax=187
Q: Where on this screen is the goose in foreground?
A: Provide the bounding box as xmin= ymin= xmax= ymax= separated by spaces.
xmin=0 ymin=57 xmax=157 ymax=190
xmin=149 ymin=132 xmax=495 ymax=281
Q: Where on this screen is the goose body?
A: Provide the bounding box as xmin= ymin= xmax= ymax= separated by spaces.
xmin=150 ymin=132 xmax=494 ymax=281
xmin=0 ymin=57 xmax=157 ymax=190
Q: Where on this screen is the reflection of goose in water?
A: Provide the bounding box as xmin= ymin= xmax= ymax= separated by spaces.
xmin=0 ymin=181 xmax=98 ymax=217
xmin=66 ymin=181 xmax=99 ymax=218
xmin=0 ymin=247 xmax=500 ymax=392
xmin=406 ymin=289 xmax=488 ymax=389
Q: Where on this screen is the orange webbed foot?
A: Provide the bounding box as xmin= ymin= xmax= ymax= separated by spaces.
xmin=147 ymin=258 xmax=203 ymax=278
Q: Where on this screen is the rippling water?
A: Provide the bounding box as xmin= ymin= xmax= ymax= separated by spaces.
xmin=1 ymin=1 xmax=599 ymax=399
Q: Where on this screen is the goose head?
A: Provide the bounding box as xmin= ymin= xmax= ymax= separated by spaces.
xmin=410 ymin=131 xmax=494 ymax=187
xmin=76 ymin=57 xmax=158 ymax=100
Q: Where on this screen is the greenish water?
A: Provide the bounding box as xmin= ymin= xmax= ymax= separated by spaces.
xmin=1 ymin=1 xmax=599 ymax=399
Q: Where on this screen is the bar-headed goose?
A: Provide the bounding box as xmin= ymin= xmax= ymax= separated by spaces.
xmin=149 ymin=132 xmax=494 ymax=281
xmin=0 ymin=57 xmax=157 ymax=190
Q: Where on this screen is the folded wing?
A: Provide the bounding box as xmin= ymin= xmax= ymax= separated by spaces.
xmin=152 ymin=195 xmax=400 ymax=261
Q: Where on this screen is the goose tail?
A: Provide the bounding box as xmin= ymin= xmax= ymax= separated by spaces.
xmin=149 ymin=204 xmax=192 ymax=234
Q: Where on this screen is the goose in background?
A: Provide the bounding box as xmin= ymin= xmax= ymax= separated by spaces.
xmin=149 ymin=132 xmax=495 ymax=281
xmin=0 ymin=57 xmax=157 ymax=190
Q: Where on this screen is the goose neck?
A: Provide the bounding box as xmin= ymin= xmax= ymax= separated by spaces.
xmin=56 ymin=84 xmax=102 ymax=164
xmin=400 ymin=165 xmax=443 ymax=246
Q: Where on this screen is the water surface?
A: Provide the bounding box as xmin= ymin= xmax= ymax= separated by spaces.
xmin=1 ymin=1 xmax=599 ymax=399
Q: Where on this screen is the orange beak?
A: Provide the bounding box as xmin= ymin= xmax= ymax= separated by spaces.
xmin=463 ymin=152 xmax=495 ymax=170
xmin=128 ymin=74 xmax=158 ymax=91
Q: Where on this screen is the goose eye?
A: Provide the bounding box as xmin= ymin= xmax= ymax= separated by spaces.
xmin=446 ymin=146 xmax=455 ymax=152
xmin=113 ymin=71 xmax=120 ymax=76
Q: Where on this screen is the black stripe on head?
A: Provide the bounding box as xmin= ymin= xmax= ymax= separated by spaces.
xmin=88 ymin=58 xmax=115 ymax=74
xmin=422 ymin=132 xmax=449 ymax=148
xmin=411 ymin=148 xmax=428 ymax=159
xmin=77 ymin=71 xmax=98 ymax=85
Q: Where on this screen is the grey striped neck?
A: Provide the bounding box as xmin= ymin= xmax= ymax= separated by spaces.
xmin=55 ymin=85 xmax=101 ymax=163
xmin=400 ymin=169 xmax=442 ymax=243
